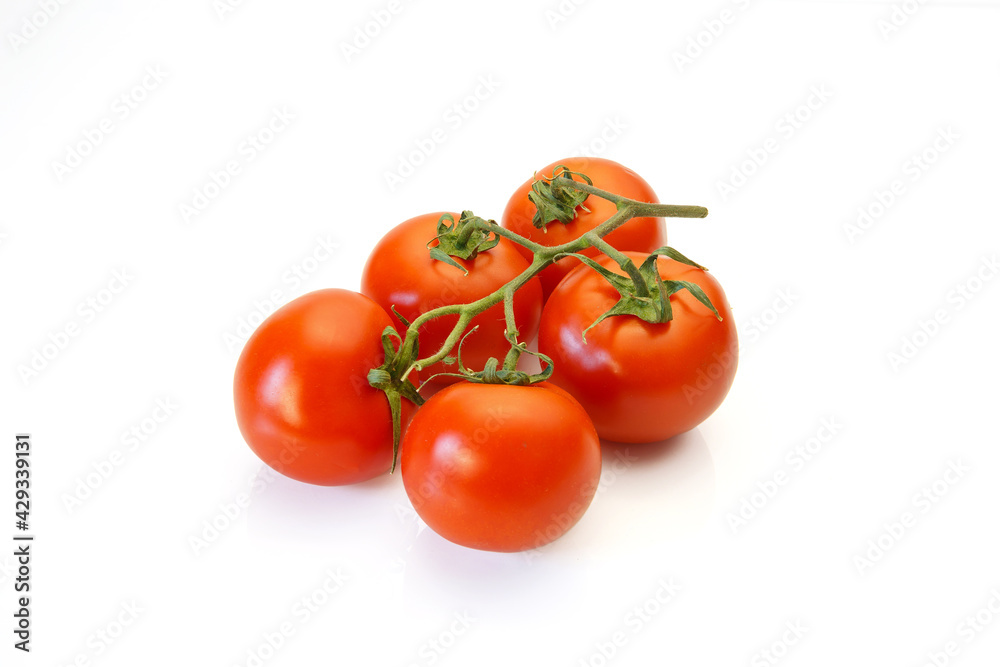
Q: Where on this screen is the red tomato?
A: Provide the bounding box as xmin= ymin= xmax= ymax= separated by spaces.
xmin=233 ymin=289 xmax=412 ymax=486
xmin=400 ymin=382 xmax=601 ymax=552
xmin=539 ymin=252 xmax=738 ymax=443
xmin=361 ymin=212 xmax=543 ymax=383
xmin=502 ymin=157 xmax=666 ymax=300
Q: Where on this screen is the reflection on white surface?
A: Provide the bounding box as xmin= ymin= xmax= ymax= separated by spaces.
xmin=245 ymin=426 xmax=715 ymax=627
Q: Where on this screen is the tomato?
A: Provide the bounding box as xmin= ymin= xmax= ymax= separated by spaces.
xmin=502 ymin=157 xmax=666 ymax=300
xmin=400 ymin=382 xmax=602 ymax=552
xmin=538 ymin=252 xmax=738 ymax=443
xmin=233 ymin=289 xmax=412 ymax=486
xmin=361 ymin=212 xmax=543 ymax=383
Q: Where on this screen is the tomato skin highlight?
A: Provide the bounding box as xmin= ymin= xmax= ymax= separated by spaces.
xmin=361 ymin=212 xmax=543 ymax=384
xmin=400 ymin=382 xmax=602 ymax=552
xmin=539 ymin=252 xmax=738 ymax=444
xmin=233 ymin=289 xmax=408 ymax=486
xmin=502 ymin=157 xmax=666 ymax=300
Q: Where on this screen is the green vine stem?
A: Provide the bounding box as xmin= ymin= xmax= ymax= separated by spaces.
xmin=395 ymin=180 xmax=707 ymax=384
xmin=369 ymin=173 xmax=708 ymax=470
xmin=500 ymin=287 xmax=522 ymax=372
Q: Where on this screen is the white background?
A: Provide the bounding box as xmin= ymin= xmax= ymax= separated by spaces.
xmin=2 ymin=0 xmax=999 ymax=665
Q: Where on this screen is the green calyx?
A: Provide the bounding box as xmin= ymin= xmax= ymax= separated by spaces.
xmin=367 ymin=326 xmax=425 ymax=473
xmin=427 ymin=211 xmax=500 ymax=274
xmin=528 ymin=166 xmax=593 ymax=229
xmin=560 ymin=246 xmax=723 ymax=342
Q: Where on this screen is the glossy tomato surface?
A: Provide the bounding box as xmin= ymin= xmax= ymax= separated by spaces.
xmin=502 ymin=157 xmax=666 ymax=299
xmin=361 ymin=212 xmax=542 ymax=383
xmin=233 ymin=289 xmax=408 ymax=486
xmin=400 ymin=382 xmax=602 ymax=552
xmin=539 ymin=252 xmax=738 ymax=443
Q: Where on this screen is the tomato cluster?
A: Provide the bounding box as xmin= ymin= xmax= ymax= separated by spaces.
xmin=233 ymin=158 xmax=737 ymax=552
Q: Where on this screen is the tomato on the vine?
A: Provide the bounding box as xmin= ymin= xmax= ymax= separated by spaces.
xmin=233 ymin=289 xmax=412 ymax=486
xmin=361 ymin=212 xmax=543 ymax=383
xmin=502 ymin=157 xmax=666 ymax=299
xmin=538 ymin=252 xmax=738 ymax=444
xmin=400 ymin=382 xmax=602 ymax=552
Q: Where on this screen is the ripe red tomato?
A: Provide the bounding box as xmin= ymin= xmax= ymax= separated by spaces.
xmin=502 ymin=157 xmax=666 ymax=299
xmin=233 ymin=289 xmax=412 ymax=486
xmin=539 ymin=252 xmax=738 ymax=443
xmin=400 ymin=382 xmax=602 ymax=552
xmin=361 ymin=212 xmax=543 ymax=383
